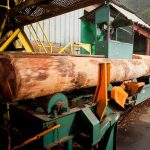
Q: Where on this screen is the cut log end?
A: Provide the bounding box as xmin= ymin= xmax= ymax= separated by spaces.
xmin=0 ymin=57 xmax=17 ymax=102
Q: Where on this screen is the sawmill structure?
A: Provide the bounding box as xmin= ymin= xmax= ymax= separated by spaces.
xmin=0 ymin=0 xmax=150 ymax=150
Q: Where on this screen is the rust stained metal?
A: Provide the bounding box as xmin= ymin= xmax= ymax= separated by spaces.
xmin=12 ymin=124 xmax=61 ymax=150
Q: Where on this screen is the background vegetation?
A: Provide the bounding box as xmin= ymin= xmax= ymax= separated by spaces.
xmin=117 ymin=0 xmax=150 ymax=24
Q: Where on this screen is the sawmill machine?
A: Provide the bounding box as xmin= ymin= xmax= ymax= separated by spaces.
xmin=0 ymin=1 xmax=150 ymax=150
xmin=80 ymin=2 xmax=150 ymax=57
xmin=81 ymin=3 xmax=133 ymax=58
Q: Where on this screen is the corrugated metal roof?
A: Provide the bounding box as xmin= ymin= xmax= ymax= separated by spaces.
xmin=110 ymin=3 xmax=150 ymax=29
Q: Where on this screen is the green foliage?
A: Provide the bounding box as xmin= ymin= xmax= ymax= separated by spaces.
xmin=117 ymin=0 xmax=150 ymax=24
xmin=140 ymin=9 xmax=150 ymax=24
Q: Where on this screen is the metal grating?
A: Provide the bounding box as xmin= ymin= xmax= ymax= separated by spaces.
xmin=5 ymin=0 xmax=105 ymax=30
xmin=51 ymin=0 xmax=80 ymax=7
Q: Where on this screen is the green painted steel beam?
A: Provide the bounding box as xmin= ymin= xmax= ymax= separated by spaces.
xmin=136 ymin=84 xmax=150 ymax=104
xmin=10 ymin=101 xmax=120 ymax=150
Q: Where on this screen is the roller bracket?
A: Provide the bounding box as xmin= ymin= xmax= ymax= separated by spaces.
xmin=44 ymin=93 xmax=70 ymax=116
xmin=111 ymin=82 xmax=145 ymax=108
xmin=124 ymin=82 xmax=145 ymax=96
xmin=111 ymin=86 xmax=128 ymax=109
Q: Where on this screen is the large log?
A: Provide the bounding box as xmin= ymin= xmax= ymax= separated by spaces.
xmin=0 ymin=52 xmax=150 ymax=102
xmin=133 ymin=54 xmax=150 ymax=60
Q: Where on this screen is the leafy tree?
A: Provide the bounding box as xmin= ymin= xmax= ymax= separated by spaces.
xmin=116 ymin=0 xmax=150 ymax=24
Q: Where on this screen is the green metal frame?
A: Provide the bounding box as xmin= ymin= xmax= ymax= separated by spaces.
xmin=9 ymin=101 xmax=119 ymax=150
xmin=136 ymin=77 xmax=150 ymax=104
xmin=81 ymin=21 xmax=96 ymax=55
xmin=8 ymin=76 xmax=150 ymax=150
xmin=95 ymin=4 xmax=133 ymax=59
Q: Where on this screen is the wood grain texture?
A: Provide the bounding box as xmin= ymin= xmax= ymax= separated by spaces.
xmin=0 ymin=52 xmax=150 ymax=102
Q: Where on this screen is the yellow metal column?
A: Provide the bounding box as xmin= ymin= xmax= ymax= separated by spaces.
xmin=38 ymin=22 xmax=53 ymax=53
xmin=0 ymin=0 xmax=10 ymax=38
xmin=0 ymin=29 xmax=20 ymax=51
xmin=0 ymin=14 xmax=8 ymax=38
xmin=18 ymin=29 xmax=34 ymax=52
xmin=30 ymin=24 xmax=47 ymax=53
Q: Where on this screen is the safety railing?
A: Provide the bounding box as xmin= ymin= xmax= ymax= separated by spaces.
xmin=26 ymin=22 xmax=53 ymax=53
xmin=59 ymin=42 xmax=91 ymax=55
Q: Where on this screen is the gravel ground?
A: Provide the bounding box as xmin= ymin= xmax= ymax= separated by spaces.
xmin=117 ymin=100 xmax=150 ymax=150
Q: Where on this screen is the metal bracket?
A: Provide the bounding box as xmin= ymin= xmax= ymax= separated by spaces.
xmin=94 ymin=63 xmax=110 ymax=119
xmin=111 ymin=81 xmax=145 ymax=108
xmin=44 ymin=93 xmax=70 ymax=115
xmin=111 ymin=86 xmax=128 ymax=108
xmin=124 ymin=82 xmax=145 ymax=96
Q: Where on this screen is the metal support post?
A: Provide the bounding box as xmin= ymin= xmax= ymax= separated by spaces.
xmin=99 ymin=123 xmax=117 ymax=150
xmin=64 ymin=139 xmax=73 ymax=150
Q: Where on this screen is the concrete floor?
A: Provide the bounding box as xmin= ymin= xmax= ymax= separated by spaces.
xmin=117 ymin=100 xmax=150 ymax=150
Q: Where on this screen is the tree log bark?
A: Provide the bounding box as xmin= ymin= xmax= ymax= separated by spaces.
xmin=0 ymin=52 xmax=150 ymax=102
xmin=133 ymin=54 xmax=150 ymax=60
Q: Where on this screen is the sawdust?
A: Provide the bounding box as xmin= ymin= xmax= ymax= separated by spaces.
xmin=118 ymin=100 xmax=150 ymax=131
